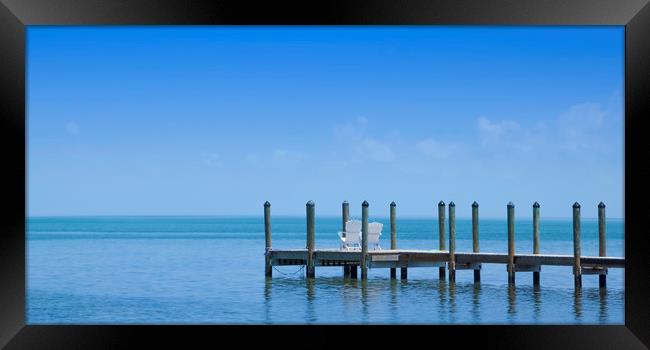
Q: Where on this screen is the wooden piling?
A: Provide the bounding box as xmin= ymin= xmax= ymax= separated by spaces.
xmin=448 ymin=201 xmax=456 ymax=282
xmin=507 ymin=202 xmax=515 ymax=284
xmin=438 ymin=201 xmax=446 ymax=279
xmin=573 ymin=202 xmax=582 ymax=288
xmin=390 ymin=201 xmax=397 ymax=279
xmin=533 ymin=202 xmax=540 ymax=285
xmin=598 ymin=202 xmax=607 ymax=287
xmin=472 ymin=201 xmax=480 ymax=283
xmin=264 ymin=201 xmax=272 ymax=277
xmin=342 ymin=201 xmax=350 ymax=277
xmin=361 ymin=201 xmax=369 ymax=279
xmin=342 ymin=200 xmax=350 ymax=234
xmin=306 ymin=200 xmax=315 ymax=278
xmin=401 ymin=267 xmax=407 ymax=280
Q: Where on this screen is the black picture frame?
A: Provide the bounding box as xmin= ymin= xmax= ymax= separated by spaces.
xmin=1 ymin=0 xmax=648 ymax=348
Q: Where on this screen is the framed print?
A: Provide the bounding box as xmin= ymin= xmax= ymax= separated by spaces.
xmin=1 ymin=0 xmax=649 ymax=348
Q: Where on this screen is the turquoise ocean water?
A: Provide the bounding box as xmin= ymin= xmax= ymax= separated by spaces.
xmin=27 ymin=216 xmax=624 ymax=324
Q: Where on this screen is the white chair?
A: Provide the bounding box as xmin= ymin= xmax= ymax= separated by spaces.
xmin=367 ymin=222 xmax=383 ymax=250
xmin=338 ymin=220 xmax=361 ymax=250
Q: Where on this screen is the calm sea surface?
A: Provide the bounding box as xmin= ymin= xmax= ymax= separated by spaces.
xmin=27 ymin=216 xmax=624 ymax=324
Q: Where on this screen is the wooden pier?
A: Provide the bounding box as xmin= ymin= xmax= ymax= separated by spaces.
xmin=264 ymin=200 xmax=624 ymax=289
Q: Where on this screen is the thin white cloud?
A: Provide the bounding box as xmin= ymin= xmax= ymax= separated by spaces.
xmin=474 ymin=102 xmax=612 ymax=156
xmin=359 ymin=138 xmax=395 ymax=162
xmin=65 ymin=121 xmax=80 ymax=135
xmin=477 ymin=117 xmax=520 ymax=147
xmin=333 ymin=116 xmax=396 ymax=162
xmin=556 ymin=102 xmax=607 ymax=151
xmin=416 ymin=138 xmax=458 ymax=159
xmin=333 ymin=116 xmax=368 ymax=141
xmin=559 ymin=102 xmax=605 ymax=127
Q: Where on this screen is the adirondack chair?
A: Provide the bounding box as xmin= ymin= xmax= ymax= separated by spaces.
xmin=367 ymin=222 xmax=383 ymax=250
xmin=338 ymin=220 xmax=362 ymax=250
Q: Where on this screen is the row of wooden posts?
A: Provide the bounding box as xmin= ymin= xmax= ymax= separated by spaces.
xmin=264 ymin=200 xmax=609 ymax=288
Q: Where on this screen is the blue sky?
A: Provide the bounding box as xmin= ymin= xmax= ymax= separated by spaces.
xmin=27 ymin=26 xmax=624 ymax=218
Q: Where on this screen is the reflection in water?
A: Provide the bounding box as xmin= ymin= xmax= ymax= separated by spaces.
xmin=360 ymin=279 xmax=369 ymax=323
xmin=507 ymin=285 xmax=516 ymax=318
xmin=264 ymin=277 xmax=272 ymax=324
xmin=341 ymin=278 xmax=358 ymax=321
xmin=448 ymin=280 xmax=457 ymax=320
xmin=573 ymin=288 xmax=583 ymax=321
xmin=599 ymin=288 xmax=607 ymax=322
xmin=389 ymin=279 xmax=398 ymax=323
xmin=306 ymin=278 xmax=316 ymax=323
xmin=261 ymin=275 xmax=620 ymax=324
xmin=398 ymin=276 xmax=409 ymax=320
xmin=533 ymin=285 xmax=541 ymax=322
xmin=472 ymin=284 xmax=480 ymax=320
xmin=437 ymin=280 xmax=447 ymax=322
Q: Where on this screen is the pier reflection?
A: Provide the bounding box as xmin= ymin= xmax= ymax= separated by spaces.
xmin=471 ymin=284 xmax=481 ymax=319
xmin=573 ymin=288 xmax=583 ymax=321
xmin=306 ymin=278 xmax=316 ymax=323
xmin=264 ymin=277 xmax=272 ymax=324
xmin=341 ymin=277 xmax=358 ymax=321
xmin=389 ymin=279 xmax=398 ymax=321
xmin=360 ymin=279 xmax=369 ymax=323
xmin=448 ymin=280 xmax=457 ymax=316
xmin=507 ymin=284 xmax=516 ymax=317
xmin=599 ymin=288 xmax=607 ymax=322
xmin=260 ymin=272 xmax=617 ymax=324
xmin=533 ymin=285 xmax=541 ymax=322
xmin=437 ymin=279 xmax=447 ymax=322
